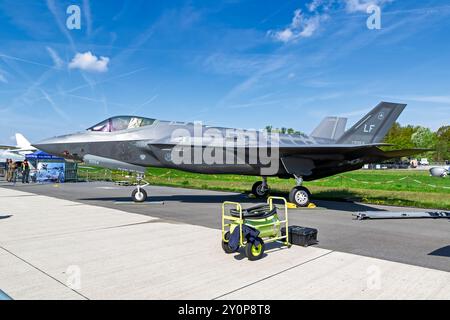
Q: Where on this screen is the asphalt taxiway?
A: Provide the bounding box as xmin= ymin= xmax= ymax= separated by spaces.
xmin=0 ymin=181 xmax=449 ymax=299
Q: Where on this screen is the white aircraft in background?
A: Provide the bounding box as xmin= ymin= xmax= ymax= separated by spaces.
xmin=0 ymin=133 xmax=36 ymax=162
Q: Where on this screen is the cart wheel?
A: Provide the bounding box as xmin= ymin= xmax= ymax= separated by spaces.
xmin=245 ymin=238 xmax=265 ymax=261
xmin=221 ymin=232 xmax=235 ymax=254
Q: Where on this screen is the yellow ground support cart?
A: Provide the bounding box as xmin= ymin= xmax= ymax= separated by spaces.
xmin=221 ymin=196 xmax=290 ymax=260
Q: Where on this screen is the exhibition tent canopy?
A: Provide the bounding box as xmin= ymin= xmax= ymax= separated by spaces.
xmin=26 ymin=151 xmax=64 ymax=161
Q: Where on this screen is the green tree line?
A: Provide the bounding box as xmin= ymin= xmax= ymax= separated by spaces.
xmin=383 ymin=123 xmax=449 ymax=162
xmin=265 ymin=125 xmax=305 ymax=136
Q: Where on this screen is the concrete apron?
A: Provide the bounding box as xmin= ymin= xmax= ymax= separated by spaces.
xmin=0 ymin=188 xmax=449 ymax=300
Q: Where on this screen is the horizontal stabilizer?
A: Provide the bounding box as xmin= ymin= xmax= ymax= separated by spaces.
xmin=0 ymin=145 xmax=16 ymax=150
xmin=378 ymin=148 xmax=432 ymax=158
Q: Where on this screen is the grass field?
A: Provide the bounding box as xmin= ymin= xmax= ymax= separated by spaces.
xmin=78 ymin=167 xmax=450 ymax=210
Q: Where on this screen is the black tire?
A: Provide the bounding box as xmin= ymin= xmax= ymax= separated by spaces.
xmin=221 ymin=232 xmax=235 ymax=254
xmin=251 ymin=181 xmax=269 ymax=198
xmin=245 ymin=238 xmax=265 ymax=261
xmin=132 ymin=188 xmax=147 ymax=203
xmin=289 ymin=186 xmax=311 ymax=207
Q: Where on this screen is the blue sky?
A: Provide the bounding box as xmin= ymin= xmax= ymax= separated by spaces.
xmin=0 ymin=0 xmax=449 ymax=145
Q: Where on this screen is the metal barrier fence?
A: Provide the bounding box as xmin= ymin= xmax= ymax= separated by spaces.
xmin=74 ymin=169 xmax=114 ymax=182
xmin=319 ymin=174 xmax=450 ymax=190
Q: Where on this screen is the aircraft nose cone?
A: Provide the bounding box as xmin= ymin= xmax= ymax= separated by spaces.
xmin=33 ymin=143 xmax=62 ymax=157
xmin=33 ymin=138 xmax=67 ymax=157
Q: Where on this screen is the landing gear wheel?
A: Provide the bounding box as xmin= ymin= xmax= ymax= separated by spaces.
xmin=289 ymin=186 xmax=311 ymax=207
xmin=132 ymin=188 xmax=147 ymax=203
xmin=252 ymin=181 xmax=270 ymax=198
xmin=221 ymin=232 xmax=235 ymax=254
xmin=245 ymin=238 xmax=265 ymax=261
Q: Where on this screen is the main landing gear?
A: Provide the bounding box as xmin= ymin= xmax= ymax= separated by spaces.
xmin=251 ymin=176 xmax=311 ymax=208
xmin=288 ymin=175 xmax=311 ymax=208
xmin=131 ymin=173 xmax=149 ymax=203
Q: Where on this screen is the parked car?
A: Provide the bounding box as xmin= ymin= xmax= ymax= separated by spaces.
xmin=419 ymin=158 xmax=429 ymax=166
xmin=363 ymin=161 xmax=410 ymax=170
xmin=382 ymin=161 xmax=410 ymax=169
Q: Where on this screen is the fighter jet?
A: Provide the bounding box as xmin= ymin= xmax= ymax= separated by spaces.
xmin=34 ymin=102 xmax=427 ymax=206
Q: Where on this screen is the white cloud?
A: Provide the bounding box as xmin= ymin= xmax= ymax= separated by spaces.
xmin=309 ymin=0 xmax=337 ymax=12
xmin=272 ymin=28 xmax=294 ymax=43
xmin=308 ymin=0 xmax=323 ymax=12
xmin=268 ymin=0 xmax=394 ymax=43
xmin=268 ymin=9 xmax=328 ymax=43
xmin=300 ymin=15 xmax=323 ymax=37
xmin=68 ymin=51 xmax=110 ymax=73
xmin=344 ymin=0 xmax=393 ymax=13
xmin=46 ymin=46 xmax=64 ymax=69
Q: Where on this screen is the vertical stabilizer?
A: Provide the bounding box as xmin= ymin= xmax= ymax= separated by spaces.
xmin=337 ymin=102 xmax=406 ymax=145
xmin=311 ymin=117 xmax=347 ymax=141
xmin=15 ymin=133 xmax=31 ymax=149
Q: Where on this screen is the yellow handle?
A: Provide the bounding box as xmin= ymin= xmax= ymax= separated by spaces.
xmin=267 ymin=196 xmax=289 ymax=245
xmin=267 ymin=196 xmax=288 ymax=210
xmin=222 ymin=201 xmax=244 ymax=244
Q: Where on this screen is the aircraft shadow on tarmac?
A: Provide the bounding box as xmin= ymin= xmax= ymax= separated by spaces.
xmin=79 ymin=193 xmax=260 ymax=204
xmin=78 ymin=193 xmax=385 ymax=212
xmin=429 ymin=245 xmax=450 ymax=258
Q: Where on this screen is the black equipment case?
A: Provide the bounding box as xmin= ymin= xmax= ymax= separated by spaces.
xmin=281 ymin=226 xmax=318 ymax=247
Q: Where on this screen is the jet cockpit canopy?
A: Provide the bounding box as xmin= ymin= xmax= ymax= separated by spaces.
xmin=87 ymin=116 xmax=156 ymax=132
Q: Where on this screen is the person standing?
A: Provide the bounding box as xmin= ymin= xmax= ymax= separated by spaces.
xmin=6 ymin=159 xmax=12 ymax=182
xmin=10 ymin=161 xmax=17 ymax=184
xmin=4 ymin=159 xmax=8 ymax=181
xmin=21 ymin=159 xmax=30 ymax=184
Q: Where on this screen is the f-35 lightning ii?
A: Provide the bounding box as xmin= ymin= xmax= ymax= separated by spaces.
xmin=34 ymin=102 xmax=426 ymax=206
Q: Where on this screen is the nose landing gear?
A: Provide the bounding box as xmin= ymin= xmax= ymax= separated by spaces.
xmin=131 ymin=173 xmax=149 ymax=203
xmin=251 ymin=177 xmax=270 ymax=198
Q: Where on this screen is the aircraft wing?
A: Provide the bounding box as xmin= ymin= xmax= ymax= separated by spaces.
xmin=277 ymin=144 xmax=428 ymax=178
xmin=277 ymin=143 xmax=393 ymax=155
xmin=0 ymin=145 xmax=16 ymax=150
xmin=371 ymin=148 xmax=432 ymax=158
xmin=277 ymin=144 xmax=429 ymax=160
